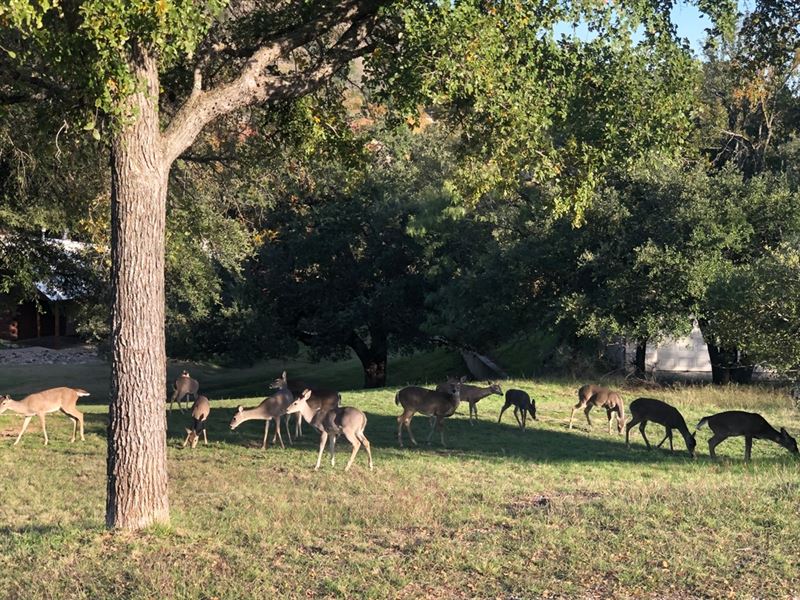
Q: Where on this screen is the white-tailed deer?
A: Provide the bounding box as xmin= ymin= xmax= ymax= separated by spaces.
xmin=697 ymin=411 xmax=799 ymax=461
xmin=569 ymin=384 xmax=626 ymax=434
xmin=626 ymin=397 xmax=696 ymax=457
xmin=169 ymin=370 xmax=199 ymax=412
xmin=229 ymin=372 xmax=294 ymax=449
xmin=285 ymin=389 xmax=373 ymax=471
xmin=182 ymin=395 xmax=211 ymax=448
xmin=286 ymin=382 xmax=340 ymax=438
xmin=436 ymin=378 xmax=502 ymax=425
xmin=0 ymin=387 xmax=89 ymax=445
xmin=498 ymin=389 xmax=536 ymax=430
xmin=396 ymin=379 xmax=463 ymax=447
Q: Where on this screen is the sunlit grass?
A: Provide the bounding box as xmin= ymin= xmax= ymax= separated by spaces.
xmin=0 ymin=373 xmax=798 ymax=598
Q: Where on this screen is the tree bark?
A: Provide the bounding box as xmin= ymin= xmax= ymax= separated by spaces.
xmin=348 ymin=328 xmax=388 ymax=388
xmin=105 ymin=47 xmax=170 ymax=530
xmin=633 ymin=338 xmax=647 ymax=378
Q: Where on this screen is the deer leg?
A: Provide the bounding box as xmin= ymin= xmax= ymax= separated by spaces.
xmin=639 ymin=422 xmax=651 ymax=449
xmin=397 ymin=415 xmax=405 ymax=447
xmin=606 ymin=409 xmax=614 ymax=435
xmin=405 ymin=417 xmax=418 ymax=446
xmin=275 ymin=416 xmax=286 ymax=449
xmin=569 ymin=404 xmax=581 ymax=429
xmin=744 ymin=436 xmax=752 ymax=462
xmin=625 ymin=416 xmax=639 ymax=446
xmin=61 ymin=406 xmax=84 ymax=442
xmin=468 ymin=402 xmax=475 ymax=426
xmin=328 ymin=433 xmax=336 ymax=467
xmin=315 ymin=431 xmax=328 ymax=470
xmin=284 ymin=414 xmax=293 ymax=446
xmin=38 ymin=413 xmax=49 ymax=446
xmin=13 ymin=416 xmax=33 ymax=446
xmin=427 ymin=414 xmax=440 ymax=443
xmin=708 ymin=434 xmax=725 ymax=460
xmin=359 ymin=431 xmax=374 ymax=470
xmin=584 ymin=405 xmax=593 ymax=428
xmin=437 ymin=416 xmax=447 ymax=447
xmin=182 ymin=429 xmax=191 ymax=447
xmin=513 ymin=407 xmax=523 ymax=429
xmin=520 ymin=409 xmax=527 ymax=431
xmin=498 ymin=403 xmax=510 ymax=423
xmin=343 ymin=430 xmax=361 ymax=472
xmin=262 ymin=419 xmax=270 ymax=450
xmin=203 ymin=428 xmax=208 ymax=445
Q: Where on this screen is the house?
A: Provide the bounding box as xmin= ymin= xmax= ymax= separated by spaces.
xmin=0 ymin=236 xmax=90 ymax=345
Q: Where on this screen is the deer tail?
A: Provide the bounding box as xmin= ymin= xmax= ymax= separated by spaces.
xmin=696 ymin=416 xmax=710 ymax=430
xmin=394 ymin=391 xmax=400 ymax=406
xmin=74 ymin=389 xmax=90 ymax=397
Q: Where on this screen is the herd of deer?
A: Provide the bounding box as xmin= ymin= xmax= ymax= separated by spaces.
xmin=1 ymin=373 xmax=797 ymax=469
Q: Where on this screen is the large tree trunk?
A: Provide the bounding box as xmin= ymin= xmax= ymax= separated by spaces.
xmin=633 ymin=338 xmax=647 ymax=379
xmin=348 ymin=328 xmax=388 ymax=388
xmin=105 ymin=47 xmax=170 ymax=530
xmin=706 ymin=343 xmax=754 ymax=385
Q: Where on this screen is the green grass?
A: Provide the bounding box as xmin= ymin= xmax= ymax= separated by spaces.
xmin=0 ymin=347 xmax=465 ymax=401
xmin=1 ymin=371 xmax=799 ymax=599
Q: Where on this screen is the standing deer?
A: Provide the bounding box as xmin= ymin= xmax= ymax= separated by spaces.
xmin=169 ymin=370 xmax=199 ymax=412
xmin=498 ymin=389 xmax=537 ymax=430
xmin=436 ymin=378 xmax=502 ymax=425
xmin=697 ymin=411 xmax=798 ymax=461
xmin=625 ymin=397 xmax=696 ymax=457
xmin=182 ymin=394 xmax=211 ymax=448
xmin=229 ymin=372 xmax=293 ymax=449
xmin=285 ymin=389 xmax=373 ymax=471
xmin=569 ymin=384 xmax=626 ymax=434
xmin=287 ymin=381 xmax=340 ymax=438
xmin=396 ymin=379 xmax=463 ymax=447
xmin=0 ymin=387 xmax=89 ymax=445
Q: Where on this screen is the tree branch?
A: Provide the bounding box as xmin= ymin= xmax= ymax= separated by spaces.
xmin=163 ymin=0 xmax=387 ymax=165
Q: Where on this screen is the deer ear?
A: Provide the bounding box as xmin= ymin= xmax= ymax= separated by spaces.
xmin=459 ymin=376 xmax=467 ymax=383
xmin=237 ymin=406 xmax=243 ymax=413
xmin=780 ymin=427 xmax=788 ymax=436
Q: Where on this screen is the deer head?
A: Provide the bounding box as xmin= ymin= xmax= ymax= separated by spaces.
xmin=686 ymin=432 xmax=697 ymax=458
xmin=270 ymin=371 xmax=288 ymax=390
xmin=285 ymin=389 xmax=313 ymax=414
xmin=779 ymin=427 xmax=799 ymax=455
xmin=180 ymin=370 xmax=190 ymax=378
xmin=229 ymin=406 xmax=246 ymax=430
xmin=488 ymin=382 xmax=503 ymax=396
xmin=184 ymin=428 xmax=200 ymax=448
xmin=0 ymin=394 xmax=10 ymax=413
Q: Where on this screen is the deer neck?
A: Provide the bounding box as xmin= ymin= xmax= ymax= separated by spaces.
xmin=296 ymin=402 xmax=318 ymax=425
xmin=237 ymin=406 xmax=271 ymax=424
xmin=1 ymin=399 xmax=32 ymax=416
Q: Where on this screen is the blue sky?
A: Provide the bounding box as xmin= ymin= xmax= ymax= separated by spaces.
xmin=557 ymin=0 xmax=753 ymax=56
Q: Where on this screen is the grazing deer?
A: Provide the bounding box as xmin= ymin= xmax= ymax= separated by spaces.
xmin=169 ymin=370 xmax=199 ymax=412
xmin=0 ymin=387 xmax=89 ymax=446
xmin=436 ymin=378 xmax=502 ymax=425
xmin=229 ymin=372 xmax=294 ymax=449
xmin=569 ymin=384 xmax=626 ymax=434
xmin=697 ymin=411 xmax=799 ymax=461
xmin=626 ymin=397 xmax=696 ymax=457
xmin=498 ymin=389 xmax=536 ymax=430
xmin=285 ymin=389 xmax=373 ymax=471
xmin=396 ymin=379 xmax=463 ymax=447
xmin=182 ymin=395 xmax=211 ymax=448
xmin=287 ymin=382 xmax=340 ymax=438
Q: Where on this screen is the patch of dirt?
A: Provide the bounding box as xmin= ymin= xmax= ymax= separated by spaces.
xmin=0 ymin=345 xmax=103 ymax=365
xmin=506 ymin=490 xmax=602 ymax=517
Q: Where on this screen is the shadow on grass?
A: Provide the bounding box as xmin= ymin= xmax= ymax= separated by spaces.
xmin=163 ymin=405 xmax=800 ymax=467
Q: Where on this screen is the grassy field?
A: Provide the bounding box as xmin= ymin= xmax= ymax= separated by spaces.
xmin=1 ymin=365 xmax=799 ymax=598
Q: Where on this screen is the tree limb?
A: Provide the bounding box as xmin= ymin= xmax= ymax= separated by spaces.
xmin=163 ymin=0 xmax=387 ymax=165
